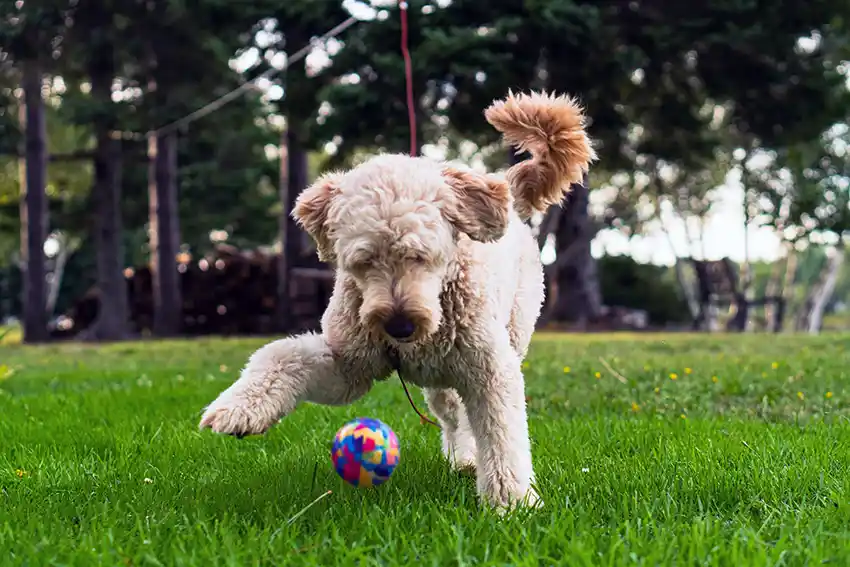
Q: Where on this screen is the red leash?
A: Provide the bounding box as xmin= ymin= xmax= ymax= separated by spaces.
xmin=399 ymin=1 xmax=417 ymax=156
xmin=396 ymin=2 xmax=439 ymax=428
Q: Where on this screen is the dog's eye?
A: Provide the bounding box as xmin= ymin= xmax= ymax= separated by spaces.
xmin=347 ymin=254 xmax=374 ymax=272
xmin=409 ymin=253 xmax=428 ymax=265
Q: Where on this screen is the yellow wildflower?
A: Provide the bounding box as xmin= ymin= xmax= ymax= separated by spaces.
xmin=219 ymin=365 xmax=228 ymax=373
xmin=797 ymin=391 xmax=804 ymax=400
xmin=826 ymin=391 xmax=833 ymax=399
xmin=522 ymin=362 xmax=530 ymax=370
xmin=15 ymin=468 xmax=28 ymax=478
xmin=594 ymin=372 xmax=601 ymax=379
xmin=680 ymin=414 xmax=687 ymax=420
xmin=631 ymin=402 xmax=640 ymax=412
xmin=670 ymin=373 xmax=678 ymax=381
xmin=771 ymin=362 xmax=779 ymax=370
xmin=684 ymin=368 xmax=692 ymax=375
xmin=563 ymin=366 xmax=571 ymax=374
xmin=654 ymin=387 xmax=660 ymax=394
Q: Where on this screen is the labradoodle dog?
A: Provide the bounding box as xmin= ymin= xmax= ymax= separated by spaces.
xmin=199 ymin=91 xmax=595 ymax=510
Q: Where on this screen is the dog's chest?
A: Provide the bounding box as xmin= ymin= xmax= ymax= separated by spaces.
xmin=392 ymin=339 xmax=481 ymax=389
xmin=394 ymin=351 xmax=454 ymax=388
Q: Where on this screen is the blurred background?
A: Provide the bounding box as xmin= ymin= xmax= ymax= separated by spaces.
xmin=0 ymin=0 xmax=848 ymax=344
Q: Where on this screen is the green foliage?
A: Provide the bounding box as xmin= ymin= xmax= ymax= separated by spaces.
xmin=173 ymin=101 xmax=280 ymax=254
xmin=98 ymin=94 xmax=283 ymax=259
xmin=2 ymin=0 xmax=849 ymax=321
xmin=315 ymin=0 xmax=850 ymax=313
xmin=751 ymin=124 xmax=849 ymax=254
xmin=316 ymin=0 xmax=449 ymax=162
xmin=2 ymin=334 xmax=850 ymax=563
xmin=318 ymin=0 xmax=850 ymax=167
xmin=597 ymin=254 xmax=690 ymax=324
xmin=0 ymin=96 xmax=94 ymax=265
xmin=0 ymin=0 xmax=71 ymax=63
xmin=781 ymin=126 xmax=850 ymax=240
xmin=0 ymin=81 xmax=18 ymax=155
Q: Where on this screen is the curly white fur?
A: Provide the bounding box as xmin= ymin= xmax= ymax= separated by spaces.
xmin=200 ymin=91 xmax=595 ymax=511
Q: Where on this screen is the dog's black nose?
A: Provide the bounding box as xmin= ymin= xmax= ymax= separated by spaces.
xmin=384 ymin=314 xmax=416 ymax=340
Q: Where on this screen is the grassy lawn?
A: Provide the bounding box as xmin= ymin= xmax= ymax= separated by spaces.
xmin=2 ymin=333 xmax=850 ymax=565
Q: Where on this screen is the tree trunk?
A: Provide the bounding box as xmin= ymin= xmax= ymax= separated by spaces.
xmin=536 ymin=206 xmax=562 ymax=250
xmin=148 ymin=132 xmax=182 ymax=336
xmin=661 ymin=201 xmax=702 ymax=326
xmin=18 ymin=62 xmax=49 ymax=343
xmin=45 ymin=233 xmax=77 ymax=319
xmin=287 ymin=129 xmax=310 ymax=263
xmin=660 ymin=224 xmax=700 ymax=319
xmin=762 ymin=255 xmax=784 ymax=331
xmin=88 ymin=134 xmax=131 ymax=340
xmin=276 ymin=129 xmax=291 ymax=332
xmin=546 ymin=175 xmax=603 ymax=327
xmin=679 ymin=261 xmax=702 ymax=325
xmin=806 ymin=245 xmax=845 ymax=335
xmin=795 ymin=290 xmax=814 ymax=332
xmin=85 ymin=55 xmax=131 ymax=341
xmin=275 ymin=126 xmax=310 ymax=332
xmin=776 ymin=246 xmax=798 ymax=331
xmin=740 ymin=182 xmax=757 ymax=332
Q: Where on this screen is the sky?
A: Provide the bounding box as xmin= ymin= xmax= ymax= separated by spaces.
xmin=589 ymin=183 xmax=784 ymax=267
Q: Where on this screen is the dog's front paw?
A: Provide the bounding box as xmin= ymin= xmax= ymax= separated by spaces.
xmin=521 ymin=486 xmax=544 ymax=510
xmin=199 ymin=396 xmax=279 ymax=437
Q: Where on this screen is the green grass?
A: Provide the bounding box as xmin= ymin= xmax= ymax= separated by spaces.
xmin=2 ymin=333 xmax=850 ymax=566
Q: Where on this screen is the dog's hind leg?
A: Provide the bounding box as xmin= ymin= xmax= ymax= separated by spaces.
xmin=425 ymin=388 xmax=477 ymax=472
xmin=200 ymin=332 xmax=385 ymax=437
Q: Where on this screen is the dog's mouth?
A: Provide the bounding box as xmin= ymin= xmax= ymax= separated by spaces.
xmin=380 ymin=323 xmax=430 ymax=346
xmin=382 ymin=333 xmax=419 ymax=347
xmin=366 ymin=325 xmax=436 ymax=350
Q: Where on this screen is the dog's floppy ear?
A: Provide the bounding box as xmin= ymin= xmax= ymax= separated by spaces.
xmin=441 ymin=167 xmax=511 ymax=242
xmin=292 ymin=172 xmax=342 ymax=262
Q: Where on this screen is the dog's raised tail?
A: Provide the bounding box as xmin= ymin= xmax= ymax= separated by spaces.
xmin=484 ymin=90 xmax=596 ymax=220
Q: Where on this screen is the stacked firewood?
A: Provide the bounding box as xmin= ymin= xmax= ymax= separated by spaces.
xmin=55 ymin=244 xmax=334 ymax=338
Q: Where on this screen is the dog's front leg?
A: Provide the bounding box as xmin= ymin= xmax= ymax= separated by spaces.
xmin=199 ymin=332 xmax=375 ymax=437
xmin=459 ymin=337 xmax=540 ymax=511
